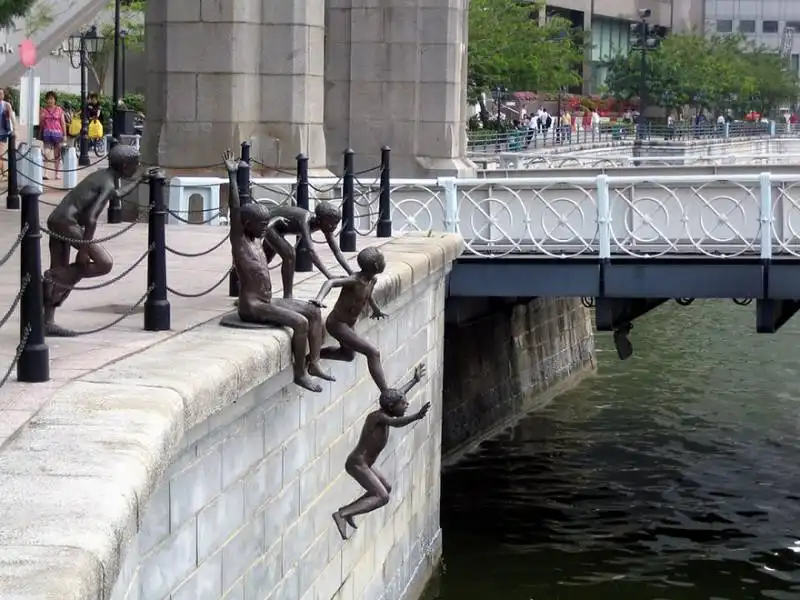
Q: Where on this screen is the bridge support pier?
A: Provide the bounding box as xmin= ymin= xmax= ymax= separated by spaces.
xmin=756 ymin=299 xmax=800 ymax=333
xmin=596 ymin=297 xmax=669 ymax=361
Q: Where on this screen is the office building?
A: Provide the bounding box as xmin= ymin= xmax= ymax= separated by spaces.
xmin=706 ymin=0 xmax=800 ymax=74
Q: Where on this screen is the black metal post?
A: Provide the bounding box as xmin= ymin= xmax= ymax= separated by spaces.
xmin=144 ymin=171 xmax=170 ymax=331
xmin=78 ymin=36 xmax=90 ymax=167
xmin=106 ymin=138 xmax=122 ymax=224
xmin=111 ymin=0 xmax=121 ymax=141
xmin=556 ymin=89 xmax=563 ymax=144
xmin=121 ymin=34 xmax=127 ymax=96
xmin=228 ymin=141 xmax=251 ymax=297
xmin=295 ymin=153 xmax=312 ymax=272
xmin=377 ymin=146 xmax=392 ymax=238
xmin=6 ymin=133 xmax=19 ymax=210
xmin=17 ymin=186 xmax=49 ymax=382
xmin=340 ymin=148 xmax=356 ymax=252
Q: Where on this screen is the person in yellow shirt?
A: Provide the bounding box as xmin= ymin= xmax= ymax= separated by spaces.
xmin=562 ymin=112 xmax=572 ymax=143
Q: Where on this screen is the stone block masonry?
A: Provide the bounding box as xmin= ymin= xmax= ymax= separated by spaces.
xmin=0 ymin=233 xmax=464 ymax=600
xmin=442 ymin=297 xmax=596 ymax=460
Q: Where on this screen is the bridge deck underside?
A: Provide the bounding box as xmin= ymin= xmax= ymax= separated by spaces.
xmin=448 ymin=254 xmax=800 ymax=335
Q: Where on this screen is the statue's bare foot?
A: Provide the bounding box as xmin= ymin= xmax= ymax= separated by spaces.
xmin=308 ymin=361 xmax=335 ymax=382
xmin=45 ymin=322 xmax=78 ymax=338
xmin=295 ymin=374 xmax=323 ymax=393
xmin=345 ymin=515 xmax=357 ymax=529
xmin=332 ymin=512 xmax=349 ymax=540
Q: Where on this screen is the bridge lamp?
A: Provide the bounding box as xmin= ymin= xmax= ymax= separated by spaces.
xmin=630 ymin=8 xmax=659 ymax=159
xmin=67 ymin=25 xmax=103 ymax=167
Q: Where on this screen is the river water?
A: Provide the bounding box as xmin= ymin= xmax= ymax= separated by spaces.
xmin=425 ymin=300 xmax=800 ymax=600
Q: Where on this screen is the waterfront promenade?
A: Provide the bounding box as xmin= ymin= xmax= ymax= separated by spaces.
xmin=0 ymin=192 xmax=407 ymax=445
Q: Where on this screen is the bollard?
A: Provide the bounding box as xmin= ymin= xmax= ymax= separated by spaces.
xmin=6 ymin=132 xmax=18 ymax=209
xmin=61 ymin=146 xmax=78 ymax=190
xmin=340 ymin=148 xmax=356 ymax=252
xmin=377 ymin=146 xmax=392 ymax=237
xmin=28 ymin=146 xmax=43 ymax=191
xmin=295 ymin=153 xmax=312 ymax=272
xmin=229 ymin=141 xmax=252 ymax=297
xmin=144 ymin=170 xmax=171 ymax=331
xmin=106 ymin=138 xmax=122 ymax=224
xmin=17 ymin=185 xmax=49 ymax=382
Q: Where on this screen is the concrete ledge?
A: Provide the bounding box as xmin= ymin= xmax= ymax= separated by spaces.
xmin=0 ymin=233 xmax=465 ymax=600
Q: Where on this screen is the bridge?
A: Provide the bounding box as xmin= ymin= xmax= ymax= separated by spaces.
xmin=192 ymin=166 xmax=800 ymax=356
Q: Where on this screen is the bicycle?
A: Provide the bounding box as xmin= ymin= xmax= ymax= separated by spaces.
xmin=73 ymin=118 xmax=107 ymax=158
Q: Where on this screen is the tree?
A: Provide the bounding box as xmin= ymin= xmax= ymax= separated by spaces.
xmin=604 ymin=32 xmax=800 ymax=116
xmin=468 ymin=0 xmax=584 ymax=122
xmin=0 ymin=0 xmax=36 ymax=29
xmin=86 ymin=0 xmax=144 ymax=92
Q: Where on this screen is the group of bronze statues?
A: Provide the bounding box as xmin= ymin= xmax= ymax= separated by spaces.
xmin=42 ymin=146 xmax=431 ymax=540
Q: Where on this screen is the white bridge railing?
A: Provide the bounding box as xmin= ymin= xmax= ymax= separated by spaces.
xmin=169 ymin=172 xmax=800 ymax=259
xmin=478 ymin=153 xmax=800 ymax=170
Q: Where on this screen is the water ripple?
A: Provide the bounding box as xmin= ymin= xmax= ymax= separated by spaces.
xmin=428 ymin=301 xmax=800 ymax=600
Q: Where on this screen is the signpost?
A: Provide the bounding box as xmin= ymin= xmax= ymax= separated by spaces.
xmin=19 ymin=40 xmax=37 ymax=146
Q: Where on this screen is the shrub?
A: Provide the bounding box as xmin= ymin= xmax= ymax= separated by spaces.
xmin=4 ymin=88 xmax=145 ymax=122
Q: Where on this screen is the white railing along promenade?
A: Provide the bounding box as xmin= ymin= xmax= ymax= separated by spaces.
xmin=169 ymin=171 xmax=800 ymax=260
xmin=477 ymin=153 xmax=800 ymax=170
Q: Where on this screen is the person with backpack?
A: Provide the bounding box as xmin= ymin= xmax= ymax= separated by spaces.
xmin=39 ymin=90 xmax=67 ymax=180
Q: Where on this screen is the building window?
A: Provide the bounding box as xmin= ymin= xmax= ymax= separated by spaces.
xmin=716 ymin=19 xmax=733 ymax=33
xmin=787 ymin=22 xmax=800 ymax=31
xmin=739 ymin=20 xmax=756 ymax=33
xmin=792 ymin=54 xmax=800 ymax=75
xmin=762 ymin=20 xmax=779 ymax=33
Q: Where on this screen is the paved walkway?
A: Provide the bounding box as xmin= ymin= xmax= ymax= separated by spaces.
xmin=0 ymin=186 xmax=384 ymax=447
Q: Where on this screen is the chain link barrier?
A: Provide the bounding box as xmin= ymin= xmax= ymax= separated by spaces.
xmin=0 ymin=325 xmax=30 ymax=388
xmin=168 ymin=269 xmax=232 ymax=298
xmin=56 ymin=286 xmax=154 ymax=338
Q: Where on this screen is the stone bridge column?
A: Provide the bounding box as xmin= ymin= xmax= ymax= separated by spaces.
xmin=144 ymin=0 xmax=328 ymax=172
xmin=324 ymin=0 xmax=474 ymax=177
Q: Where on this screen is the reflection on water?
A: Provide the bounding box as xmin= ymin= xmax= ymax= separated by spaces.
xmin=427 ymin=301 xmax=800 ymax=600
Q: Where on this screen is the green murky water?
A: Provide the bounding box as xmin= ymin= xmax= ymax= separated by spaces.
xmin=426 ymin=300 xmax=800 ymax=600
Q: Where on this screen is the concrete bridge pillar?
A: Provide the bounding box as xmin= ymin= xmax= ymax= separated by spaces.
xmin=143 ymin=0 xmax=328 ymax=171
xmin=324 ymin=0 xmax=475 ymax=176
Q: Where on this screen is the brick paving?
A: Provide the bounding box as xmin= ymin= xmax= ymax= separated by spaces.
xmin=0 ymin=181 xmax=382 ymax=447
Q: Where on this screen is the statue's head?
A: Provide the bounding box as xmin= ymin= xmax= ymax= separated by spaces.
xmin=108 ymin=145 xmax=140 ymax=178
xmin=314 ymin=201 xmax=341 ymax=233
xmin=240 ymin=203 xmax=271 ymax=238
xmin=379 ymin=388 xmax=408 ymax=417
xmin=356 ymin=246 xmax=385 ymax=276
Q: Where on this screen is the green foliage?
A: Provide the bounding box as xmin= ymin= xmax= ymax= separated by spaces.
xmin=604 ymin=33 xmax=800 ymax=115
xmin=468 ymin=0 xmax=584 ymax=100
xmin=4 ymin=88 xmax=145 ymax=121
xmin=0 ymin=0 xmax=36 ymax=29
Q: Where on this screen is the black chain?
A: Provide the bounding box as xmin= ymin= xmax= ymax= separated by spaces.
xmin=166 ymin=209 xmax=222 ymax=225
xmin=251 ymin=159 xmax=295 ymax=176
xmin=166 ymin=233 xmax=230 ymax=258
xmin=44 ymin=244 xmax=153 ymax=292
xmin=0 ymin=324 xmax=30 ymax=388
xmin=0 ymin=224 xmax=28 ymax=269
xmin=18 ymin=151 xmax=107 ymax=171
xmin=16 ymin=170 xmax=70 ymax=192
xmin=0 ymin=275 xmax=30 ymax=332
xmin=168 ymin=269 xmax=231 ymax=298
xmin=60 ymin=286 xmax=154 ymax=337
xmin=42 ymin=213 xmax=146 ymax=245
xmin=308 ymin=177 xmax=343 ymax=193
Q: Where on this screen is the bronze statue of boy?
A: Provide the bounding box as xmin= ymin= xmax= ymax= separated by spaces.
xmin=223 ymin=150 xmax=334 ymax=393
xmin=43 ymin=145 xmax=149 ymax=336
xmin=332 ymin=363 xmax=430 ymax=540
xmin=310 ymin=246 xmax=390 ymax=392
xmin=259 ymin=200 xmax=354 ymax=299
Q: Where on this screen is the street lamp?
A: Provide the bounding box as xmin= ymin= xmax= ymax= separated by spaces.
xmin=120 ymin=30 xmax=127 ymax=97
xmin=555 ymin=86 xmax=567 ymax=143
xmin=493 ymin=85 xmax=507 ymax=150
xmin=630 ymin=8 xmax=657 ymax=161
xmin=67 ymin=25 xmax=102 ymax=166
xmin=111 ymin=0 xmax=122 ymax=145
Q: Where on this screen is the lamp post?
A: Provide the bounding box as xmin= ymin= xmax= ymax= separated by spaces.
xmin=631 ymin=9 xmax=656 ymax=162
xmin=67 ymin=26 xmax=101 ymax=167
xmin=493 ymin=85 xmax=506 ymax=150
xmin=555 ymin=86 xmax=566 ymax=143
xmin=120 ymin=30 xmax=127 ymax=97
xmin=111 ymin=0 xmax=122 ymax=144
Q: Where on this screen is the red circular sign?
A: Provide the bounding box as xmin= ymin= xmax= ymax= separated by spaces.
xmin=19 ymin=40 xmax=36 ymax=68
